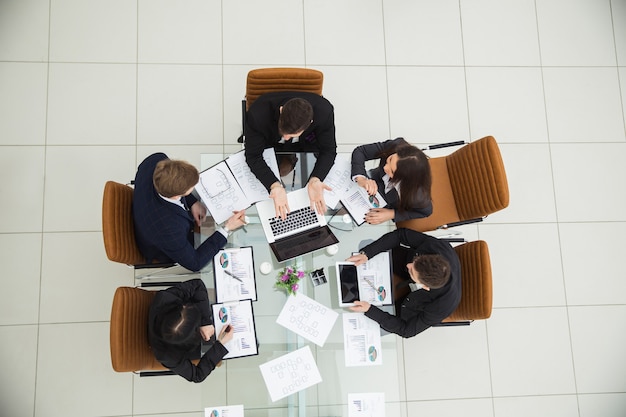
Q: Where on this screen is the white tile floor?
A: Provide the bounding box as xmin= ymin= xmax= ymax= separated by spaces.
xmin=0 ymin=0 xmax=625 ymax=416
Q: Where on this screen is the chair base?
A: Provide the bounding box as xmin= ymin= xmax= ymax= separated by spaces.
xmin=433 ymin=320 xmax=473 ymax=327
xmin=138 ymin=370 xmax=176 ymax=377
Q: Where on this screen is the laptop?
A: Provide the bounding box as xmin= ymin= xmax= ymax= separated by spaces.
xmin=255 ymin=187 xmax=339 ymax=262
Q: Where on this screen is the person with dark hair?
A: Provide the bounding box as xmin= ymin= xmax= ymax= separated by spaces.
xmin=148 ymin=279 xmax=234 ymax=382
xmin=346 ymin=228 xmax=461 ymax=338
xmin=244 ymin=91 xmax=337 ymax=219
xmin=351 ymin=137 xmax=432 ymax=224
xmin=133 ymin=153 xmax=247 ymax=272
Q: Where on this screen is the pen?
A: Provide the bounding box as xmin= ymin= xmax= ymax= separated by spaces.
xmin=223 ymin=269 xmax=244 ymax=283
xmin=363 ymin=277 xmax=382 ymax=296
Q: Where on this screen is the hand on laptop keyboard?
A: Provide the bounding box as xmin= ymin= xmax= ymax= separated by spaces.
xmin=270 ymin=183 xmax=290 ymax=220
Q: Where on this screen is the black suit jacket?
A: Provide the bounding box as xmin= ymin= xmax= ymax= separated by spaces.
xmin=360 ymin=228 xmax=461 ymax=338
xmin=148 ymin=279 xmax=228 ymax=383
xmin=244 ymin=91 xmax=337 ymax=190
xmin=132 ymin=153 xmax=226 ymax=272
xmin=351 ymin=138 xmax=432 ymax=222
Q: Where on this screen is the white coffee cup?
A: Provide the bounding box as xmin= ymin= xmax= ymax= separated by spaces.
xmin=260 ymin=261 xmax=272 ymax=275
xmin=326 ymin=244 xmax=339 ymax=256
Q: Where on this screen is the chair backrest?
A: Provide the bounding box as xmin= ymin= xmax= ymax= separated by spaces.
xmin=110 ymin=287 xmax=167 ymax=372
xmin=444 ymin=240 xmax=493 ymax=322
xmin=102 ymin=181 xmax=146 ymax=266
xmin=245 ymin=68 xmax=324 ymax=110
xmin=446 ymin=135 xmax=509 ymax=221
xmin=397 ymin=136 xmax=509 ymax=232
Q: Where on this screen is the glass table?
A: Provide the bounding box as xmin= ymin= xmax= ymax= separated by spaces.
xmin=194 ymin=153 xmax=407 ymax=416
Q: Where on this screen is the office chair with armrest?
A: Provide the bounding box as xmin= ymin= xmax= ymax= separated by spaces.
xmin=438 ymin=240 xmax=493 ymax=326
xmin=110 ymin=286 xmax=173 ymax=375
xmin=102 ymin=181 xmax=175 ymax=269
xmin=237 ymin=67 xmax=324 ymax=143
xmin=396 ymin=135 xmax=509 ymax=233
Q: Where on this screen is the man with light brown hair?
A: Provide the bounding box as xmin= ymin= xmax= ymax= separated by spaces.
xmin=133 ymin=153 xmax=246 ymax=272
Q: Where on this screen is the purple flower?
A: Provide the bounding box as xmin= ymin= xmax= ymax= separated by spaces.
xmin=281 ymin=274 xmax=290 ymax=282
xmin=297 ymin=270 xmax=305 ymax=278
xmin=287 ymin=267 xmax=293 ymax=274
xmin=291 ymin=283 xmax=299 ymax=292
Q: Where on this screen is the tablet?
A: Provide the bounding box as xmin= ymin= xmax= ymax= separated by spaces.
xmin=336 ymin=262 xmax=359 ymax=307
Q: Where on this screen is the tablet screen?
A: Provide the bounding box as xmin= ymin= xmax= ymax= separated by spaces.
xmin=338 ymin=264 xmax=359 ymax=303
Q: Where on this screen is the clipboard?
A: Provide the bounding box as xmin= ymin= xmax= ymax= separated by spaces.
xmin=212 ymin=299 xmax=258 ymax=359
xmin=213 ymin=246 xmax=257 ymax=302
xmin=336 ymin=251 xmax=393 ymax=307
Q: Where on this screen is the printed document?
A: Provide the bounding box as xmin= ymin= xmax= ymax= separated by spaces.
xmin=276 ymin=292 xmax=338 ymax=347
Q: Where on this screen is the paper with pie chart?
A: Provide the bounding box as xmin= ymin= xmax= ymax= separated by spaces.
xmin=342 ymin=313 xmax=382 ymax=367
xmin=212 ymin=299 xmax=258 ymax=359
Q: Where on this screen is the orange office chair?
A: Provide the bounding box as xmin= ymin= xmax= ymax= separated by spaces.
xmin=397 ymin=136 xmax=509 ymax=232
xmin=441 ymin=240 xmax=493 ymax=325
xmin=237 ymin=67 xmax=324 ymax=143
xmin=101 ymin=181 xmax=175 ymax=269
xmin=109 ymin=286 xmax=172 ymax=375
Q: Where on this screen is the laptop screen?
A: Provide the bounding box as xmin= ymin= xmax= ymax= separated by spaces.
xmin=270 ymin=225 xmax=339 ymax=262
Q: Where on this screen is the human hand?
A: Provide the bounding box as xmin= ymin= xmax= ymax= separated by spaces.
xmin=199 ymin=324 xmax=215 ymax=341
xmin=224 ymin=210 xmax=246 ymax=232
xmin=307 ymin=177 xmax=331 ymax=214
xmin=355 ymin=176 xmax=378 ymax=196
xmin=217 ymin=324 xmax=234 ymax=345
xmin=270 ymin=183 xmax=289 ymax=220
xmin=346 ymin=253 xmax=368 ymax=266
xmin=364 ymin=208 xmax=394 ymax=224
xmin=190 ymin=201 xmax=207 ymax=227
xmin=349 ymin=300 xmax=371 ymax=313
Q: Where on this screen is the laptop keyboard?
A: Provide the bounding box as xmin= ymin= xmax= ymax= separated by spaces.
xmin=269 ymin=207 xmax=318 ymax=237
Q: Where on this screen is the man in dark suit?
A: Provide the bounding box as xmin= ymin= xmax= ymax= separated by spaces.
xmin=347 ymin=228 xmax=462 ymax=338
xmin=133 ymin=153 xmax=246 ymax=272
xmin=244 ymin=91 xmax=337 ymax=219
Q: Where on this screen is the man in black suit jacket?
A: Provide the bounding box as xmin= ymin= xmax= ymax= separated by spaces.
xmin=133 ymin=153 xmax=246 ymax=272
xmin=347 ymin=228 xmax=462 ymax=338
xmin=244 ymin=91 xmax=337 ymax=219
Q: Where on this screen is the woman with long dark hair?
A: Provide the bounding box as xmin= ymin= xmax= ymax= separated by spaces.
xmin=148 ymin=279 xmax=233 ymax=382
xmin=351 ymin=138 xmax=432 ymax=224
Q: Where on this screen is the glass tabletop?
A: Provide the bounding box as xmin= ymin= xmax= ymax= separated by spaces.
xmin=196 ymin=153 xmax=407 ymax=416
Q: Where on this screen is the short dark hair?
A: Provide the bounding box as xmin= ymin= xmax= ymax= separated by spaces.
xmin=278 ymin=98 xmax=313 ymax=135
xmin=413 ymin=254 xmax=451 ymax=289
xmin=159 ymin=304 xmax=202 ymax=348
xmin=153 ymin=159 xmax=199 ymax=198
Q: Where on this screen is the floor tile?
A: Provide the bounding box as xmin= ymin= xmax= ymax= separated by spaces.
xmin=487 ymin=307 xmax=576 ymax=396
xmin=403 ymin=321 xmax=492 ymax=400
xmin=0 ymin=233 xmax=42 ymax=325
xmin=305 ymin=0 xmax=385 ymax=66
xmin=0 ymin=0 xmax=49 ymax=61
xmin=43 ymin=145 xmax=136 ymax=232
xmin=138 ymin=145 xmax=227 ymax=170
xmin=578 ymin=393 xmax=626 ymax=417
xmin=543 ymin=67 xmax=624 ymax=142
xmin=614 ymin=0 xmax=626 ymax=66
xmin=0 ymin=62 xmax=47 ymax=145
xmin=550 ymin=143 xmax=626 ymax=222
xmin=479 ymin=223 xmax=566 ymax=308
xmin=620 ymin=67 xmax=626 ymax=124
xmin=222 ymin=64 xmax=258 ymax=143
xmin=407 ymin=398 xmax=494 ymax=416
xmin=0 ymin=325 xmax=38 ymax=417
xmin=49 ymin=0 xmax=137 ymax=63
xmin=387 ymin=66 xmax=470 ymax=142
xmin=461 ymin=0 xmax=541 ymax=66
xmin=559 ymin=222 xmax=626 ymax=305
xmin=536 ymin=0 xmax=616 ymax=66
xmin=483 ymin=143 xmax=557 ymax=224
xmin=466 ymin=67 xmax=548 ymax=142
xmin=317 ymin=65 xmax=390 ymax=145
xmin=39 ymin=232 xmax=134 ymax=323
xmin=47 ymin=63 xmax=136 ymax=145
xmin=137 ymin=64 xmax=223 ymax=145
xmin=384 ymin=0 xmax=463 ymax=66
xmin=222 ymin=0 xmax=304 ymax=65
xmin=35 ymin=322 xmax=133 ymax=417
xmin=0 ymin=146 xmax=45 ymax=233
xmin=133 ymin=371 xmax=208 ymax=415
xmin=569 ymin=305 xmax=626 ymax=393
xmin=493 ymin=395 xmax=579 ymax=417
xmin=138 ymin=0 xmax=222 ymax=64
